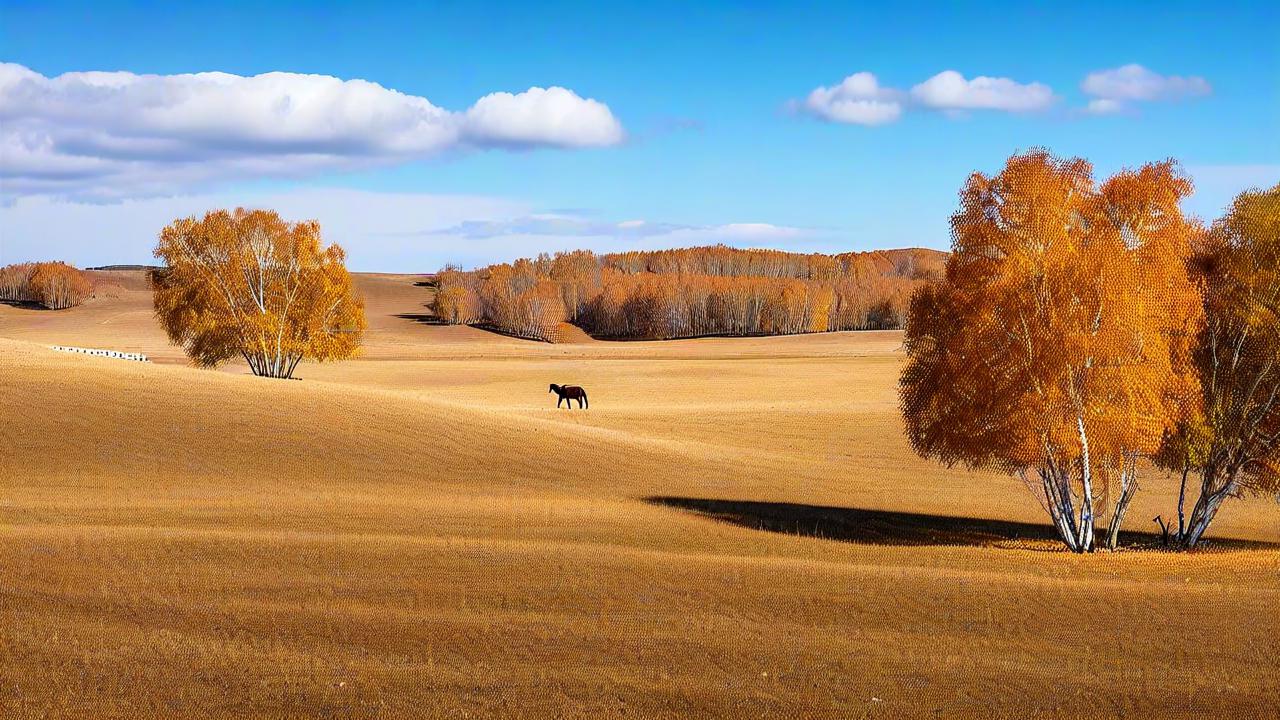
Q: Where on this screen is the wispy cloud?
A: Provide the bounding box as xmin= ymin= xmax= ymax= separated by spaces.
xmin=0 ymin=63 xmax=625 ymax=200
xmin=1081 ymin=64 xmax=1211 ymax=114
xmin=0 ymin=188 xmax=526 ymax=269
xmin=433 ymin=214 xmax=806 ymax=243
xmin=0 ymin=188 xmax=815 ymax=271
xmin=440 ymin=214 xmax=689 ymax=239
xmin=1085 ymin=98 xmax=1125 ymax=116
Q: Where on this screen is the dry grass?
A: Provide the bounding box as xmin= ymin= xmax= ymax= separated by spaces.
xmin=1 ymin=272 xmax=1277 ymax=719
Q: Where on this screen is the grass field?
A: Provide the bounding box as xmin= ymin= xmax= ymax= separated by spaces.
xmin=2 ymin=271 xmax=1277 ymax=719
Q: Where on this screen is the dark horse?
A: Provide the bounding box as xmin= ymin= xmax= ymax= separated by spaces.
xmin=549 ymin=383 xmax=589 ymax=409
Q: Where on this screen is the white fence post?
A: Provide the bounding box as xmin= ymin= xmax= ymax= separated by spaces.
xmin=50 ymin=346 xmax=149 ymax=363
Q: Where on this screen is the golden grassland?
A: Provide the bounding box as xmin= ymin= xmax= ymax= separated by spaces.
xmin=1 ymin=271 xmax=1278 ymax=719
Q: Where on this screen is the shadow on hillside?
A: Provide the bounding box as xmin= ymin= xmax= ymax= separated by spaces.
xmin=391 ymin=310 xmax=558 ymax=340
xmin=1 ymin=299 xmax=60 ymax=311
xmin=393 ymin=312 xmax=448 ymax=325
xmin=646 ymin=496 xmax=1277 ymax=551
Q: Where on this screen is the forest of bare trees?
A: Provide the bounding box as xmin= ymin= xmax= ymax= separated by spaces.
xmin=432 ymin=246 xmax=943 ymax=342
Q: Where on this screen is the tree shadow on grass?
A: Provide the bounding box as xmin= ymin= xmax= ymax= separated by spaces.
xmin=393 ymin=312 xmax=447 ymax=325
xmin=1 ymin=300 xmax=57 ymax=311
xmin=646 ymin=496 xmax=1278 ymax=551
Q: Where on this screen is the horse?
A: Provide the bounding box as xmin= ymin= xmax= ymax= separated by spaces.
xmin=549 ymin=383 xmax=589 ymax=409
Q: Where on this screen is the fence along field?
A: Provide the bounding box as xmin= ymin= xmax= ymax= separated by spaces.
xmin=50 ymin=345 xmax=149 ymax=362
xmin=432 ymin=245 xmax=945 ymax=342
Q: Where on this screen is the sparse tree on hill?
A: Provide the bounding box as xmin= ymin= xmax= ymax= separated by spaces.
xmin=152 ymin=208 xmax=366 ymax=379
xmin=900 ymin=151 xmax=1202 ymax=552
xmin=1158 ymin=184 xmax=1280 ymax=547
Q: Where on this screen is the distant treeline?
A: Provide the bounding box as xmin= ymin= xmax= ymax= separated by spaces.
xmin=433 ymin=245 xmax=945 ymax=342
xmin=0 ymin=261 xmax=93 ymax=310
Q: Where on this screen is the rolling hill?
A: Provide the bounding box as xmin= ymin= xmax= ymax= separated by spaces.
xmin=1 ymin=271 xmax=1277 ymax=719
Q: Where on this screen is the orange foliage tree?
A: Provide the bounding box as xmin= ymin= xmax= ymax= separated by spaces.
xmin=0 ymin=262 xmax=36 ymax=303
xmin=152 ymin=209 xmax=366 ymax=379
xmin=1158 ymin=184 xmax=1280 ymax=547
xmin=0 ymin=261 xmax=92 ymax=309
xmin=433 ymin=245 xmax=938 ymax=341
xmin=29 ymin=262 xmax=94 ymax=309
xmin=433 ymin=265 xmax=482 ymax=324
xmin=901 ymin=151 xmax=1202 ymax=552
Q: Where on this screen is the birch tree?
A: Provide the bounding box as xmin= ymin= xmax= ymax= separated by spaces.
xmin=28 ymin=262 xmax=94 ymax=310
xmin=431 ymin=246 xmax=935 ymax=341
xmin=900 ymin=151 xmax=1202 ymax=552
xmin=1 ymin=261 xmax=92 ymax=309
xmin=1160 ymin=184 xmax=1280 ymax=547
xmin=152 ymin=208 xmax=365 ymax=379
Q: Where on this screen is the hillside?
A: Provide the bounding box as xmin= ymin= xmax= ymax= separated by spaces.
xmin=1 ymin=270 xmax=1277 ymax=719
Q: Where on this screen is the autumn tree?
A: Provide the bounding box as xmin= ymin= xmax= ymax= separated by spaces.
xmin=152 ymin=208 xmax=366 ymax=379
xmin=0 ymin=262 xmax=36 ymax=302
xmin=29 ymin=262 xmax=94 ymax=309
xmin=433 ymin=265 xmax=482 ymax=324
xmin=1158 ymin=184 xmax=1280 ymax=547
xmin=900 ymin=151 xmax=1201 ymax=552
xmin=432 ymin=245 xmax=936 ymax=341
xmin=0 ymin=261 xmax=92 ymax=309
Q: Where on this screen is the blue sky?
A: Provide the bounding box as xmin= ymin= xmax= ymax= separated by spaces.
xmin=1 ymin=0 xmax=1277 ymax=270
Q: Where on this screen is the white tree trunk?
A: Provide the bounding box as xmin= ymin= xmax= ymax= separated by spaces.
xmin=1075 ymin=416 xmax=1096 ymax=552
xmin=1104 ymin=452 xmax=1138 ymax=550
xmin=1037 ymin=460 xmax=1092 ymax=553
xmin=1182 ymin=467 xmax=1236 ymax=548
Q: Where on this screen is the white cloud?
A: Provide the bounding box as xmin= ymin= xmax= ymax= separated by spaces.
xmin=909 ymin=70 xmax=1055 ymax=112
xmin=1082 ymin=64 xmax=1211 ymax=102
xmin=795 ymin=69 xmax=1053 ymax=125
xmin=800 ymin=72 xmax=903 ymax=126
xmin=463 ymin=87 xmax=624 ymax=148
xmin=0 ymin=63 xmax=625 ymax=200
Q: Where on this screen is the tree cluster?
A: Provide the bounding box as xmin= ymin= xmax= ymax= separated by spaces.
xmin=901 ymin=150 xmax=1279 ymax=552
xmin=0 ymin=261 xmax=93 ymax=309
xmin=433 ymin=246 xmax=939 ymax=342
